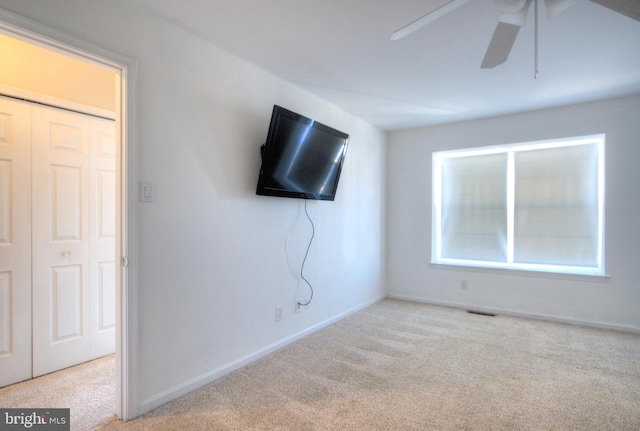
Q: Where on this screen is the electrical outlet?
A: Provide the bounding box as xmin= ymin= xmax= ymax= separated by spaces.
xmin=275 ymin=306 xmax=283 ymax=321
xmin=461 ymin=280 xmax=468 ymax=290
xmin=295 ymin=299 xmax=302 ymax=313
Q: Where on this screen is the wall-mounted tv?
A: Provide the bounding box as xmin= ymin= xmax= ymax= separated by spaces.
xmin=256 ymin=105 xmax=349 ymax=201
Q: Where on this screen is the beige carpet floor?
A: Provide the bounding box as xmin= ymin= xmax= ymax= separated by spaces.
xmin=0 ymin=354 xmax=115 ymax=430
xmin=97 ymin=299 xmax=640 ymax=430
xmin=2 ymin=300 xmax=639 ymax=430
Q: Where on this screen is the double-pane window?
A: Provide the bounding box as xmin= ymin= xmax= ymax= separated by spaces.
xmin=432 ymin=135 xmax=604 ymax=275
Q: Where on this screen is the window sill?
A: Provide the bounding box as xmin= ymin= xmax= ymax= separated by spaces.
xmin=429 ymin=262 xmax=610 ymax=283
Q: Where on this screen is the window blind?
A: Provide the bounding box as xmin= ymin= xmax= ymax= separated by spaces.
xmin=514 ymin=144 xmax=600 ymax=267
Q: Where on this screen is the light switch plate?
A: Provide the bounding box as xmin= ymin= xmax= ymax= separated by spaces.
xmin=139 ymin=181 xmax=155 ymax=203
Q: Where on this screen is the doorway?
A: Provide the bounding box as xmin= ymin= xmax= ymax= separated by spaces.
xmin=0 ymin=19 xmax=131 ymax=419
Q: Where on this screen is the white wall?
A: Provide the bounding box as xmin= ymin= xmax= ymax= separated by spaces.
xmin=0 ymin=0 xmax=386 ymax=416
xmin=388 ymin=94 xmax=640 ymax=331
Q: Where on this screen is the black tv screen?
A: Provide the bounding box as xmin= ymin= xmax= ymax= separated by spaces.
xmin=256 ymin=105 xmax=349 ymax=201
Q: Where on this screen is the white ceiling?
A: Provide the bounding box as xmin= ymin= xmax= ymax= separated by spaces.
xmin=130 ymin=0 xmax=640 ymax=131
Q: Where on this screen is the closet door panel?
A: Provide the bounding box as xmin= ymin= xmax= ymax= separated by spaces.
xmin=32 ymin=105 xmax=92 ymax=377
xmin=89 ymin=117 xmax=116 ymax=359
xmin=0 ymin=97 xmax=32 ymax=388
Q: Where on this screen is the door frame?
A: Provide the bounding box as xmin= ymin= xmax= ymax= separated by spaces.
xmin=0 ymin=9 xmax=138 ymax=420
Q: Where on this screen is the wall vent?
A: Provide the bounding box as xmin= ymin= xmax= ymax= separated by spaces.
xmin=467 ymin=309 xmax=496 ymax=317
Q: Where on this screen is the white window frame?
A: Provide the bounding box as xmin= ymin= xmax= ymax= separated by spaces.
xmin=432 ymin=134 xmax=605 ymax=276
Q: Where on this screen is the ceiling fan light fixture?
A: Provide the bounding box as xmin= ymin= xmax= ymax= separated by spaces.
xmin=544 ymin=0 xmax=576 ymax=19
xmin=493 ymin=0 xmax=529 ymax=14
xmin=496 ymin=0 xmax=533 ymax=26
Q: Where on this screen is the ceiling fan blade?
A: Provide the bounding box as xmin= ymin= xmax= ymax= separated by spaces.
xmin=481 ymin=22 xmax=521 ymax=69
xmin=391 ymin=0 xmax=471 ymax=40
xmin=589 ymin=0 xmax=640 ymax=21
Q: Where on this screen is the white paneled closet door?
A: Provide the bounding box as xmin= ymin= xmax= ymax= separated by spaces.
xmin=32 ymin=106 xmax=92 ymax=377
xmin=88 ymin=117 xmax=117 ymax=360
xmin=0 ymin=97 xmax=33 ymax=387
xmin=0 ymin=98 xmax=115 ymax=386
xmin=31 ymin=105 xmax=116 ymax=377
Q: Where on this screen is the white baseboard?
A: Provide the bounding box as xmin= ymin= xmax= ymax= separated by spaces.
xmin=387 ymin=293 xmax=640 ymax=334
xmin=137 ymin=295 xmax=385 ymax=416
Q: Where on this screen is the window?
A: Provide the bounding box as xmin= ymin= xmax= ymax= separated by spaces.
xmin=432 ymin=135 xmax=605 ymax=276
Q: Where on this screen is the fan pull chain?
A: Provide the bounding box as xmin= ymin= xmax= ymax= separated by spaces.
xmin=534 ymin=0 xmax=539 ymax=79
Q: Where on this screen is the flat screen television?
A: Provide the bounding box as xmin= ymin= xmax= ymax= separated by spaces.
xmin=256 ymin=105 xmax=349 ymax=201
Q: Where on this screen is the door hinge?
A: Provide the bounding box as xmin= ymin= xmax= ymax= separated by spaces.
xmin=121 ymin=257 xmax=129 ymax=267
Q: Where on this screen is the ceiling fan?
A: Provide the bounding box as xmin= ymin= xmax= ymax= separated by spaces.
xmin=391 ymin=0 xmax=640 ymax=69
